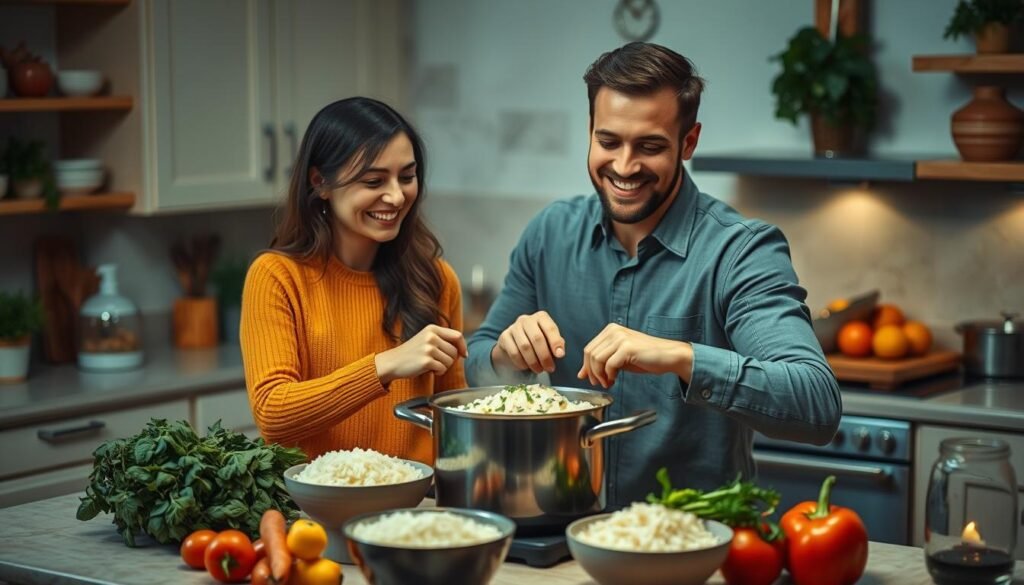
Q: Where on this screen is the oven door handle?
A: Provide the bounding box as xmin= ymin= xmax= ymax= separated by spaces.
xmin=753 ymin=451 xmax=892 ymax=485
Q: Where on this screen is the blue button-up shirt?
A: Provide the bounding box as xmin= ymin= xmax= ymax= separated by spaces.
xmin=466 ymin=173 xmax=841 ymax=507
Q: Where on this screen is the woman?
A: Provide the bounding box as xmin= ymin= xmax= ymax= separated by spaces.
xmin=240 ymin=97 xmax=466 ymax=465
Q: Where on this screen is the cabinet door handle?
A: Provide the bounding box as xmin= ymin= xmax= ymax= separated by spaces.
xmin=284 ymin=122 xmax=298 ymax=180
xmin=753 ymin=451 xmax=892 ymax=485
xmin=263 ymin=124 xmax=277 ymax=182
xmin=37 ymin=420 xmax=106 ymax=443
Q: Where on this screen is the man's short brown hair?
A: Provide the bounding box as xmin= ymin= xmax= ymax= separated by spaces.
xmin=583 ymin=42 xmax=706 ymax=135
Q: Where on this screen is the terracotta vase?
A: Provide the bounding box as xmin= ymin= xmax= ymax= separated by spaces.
xmin=975 ymin=22 xmax=1010 ymax=54
xmin=810 ymin=112 xmax=855 ymax=158
xmin=951 ymin=86 xmax=1024 ymax=162
xmin=10 ymin=62 xmax=54 ymax=98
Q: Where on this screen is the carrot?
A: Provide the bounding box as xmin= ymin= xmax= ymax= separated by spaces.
xmin=260 ymin=509 xmax=292 ymax=585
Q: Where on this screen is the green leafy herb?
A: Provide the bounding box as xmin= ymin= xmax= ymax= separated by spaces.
xmin=944 ymin=0 xmax=1024 ymax=40
xmin=647 ymin=467 xmax=782 ymax=539
xmin=76 ymin=419 xmax=306 ymax=547
xmin=0 ymin=291 xmax=44 ymax=341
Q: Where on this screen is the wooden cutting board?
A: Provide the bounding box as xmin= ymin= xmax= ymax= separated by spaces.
xmin=827 ymin=350 xmax=962 ymax=390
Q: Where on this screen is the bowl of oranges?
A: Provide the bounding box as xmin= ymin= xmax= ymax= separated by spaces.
xmin=834 ymin=302 xmax=933 ymax=360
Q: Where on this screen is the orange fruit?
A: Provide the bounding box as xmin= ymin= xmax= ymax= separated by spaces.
xmin=827 ymin=298 xmax=850 ymax=313
xmin=291 ymin=557 xmax=343 ymax=585
xmin=837 ymin=321 xmax=873 ymax=358
xmin=872 ymin=304 xmax=905 ymax=330
xmin=902 ymin=321 xmax=932 ymax=356
xmin=873 ymin=325 xmax=909 ymax=360
xmin=287 ymin=519 xmax=328 ymax=561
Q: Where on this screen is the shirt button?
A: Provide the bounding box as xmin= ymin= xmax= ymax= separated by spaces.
xmin=700 ymin=388 xmax=712 ymax=400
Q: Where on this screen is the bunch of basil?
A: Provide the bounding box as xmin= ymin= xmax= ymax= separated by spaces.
xmin=77 ymin=418 xmax=306 ymax=546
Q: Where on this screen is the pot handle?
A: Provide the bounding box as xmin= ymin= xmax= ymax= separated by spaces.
xmin=581 ymin=409 xmax=657 ymax=448
xmin=394 ymin=396 xmax=433 ymax=434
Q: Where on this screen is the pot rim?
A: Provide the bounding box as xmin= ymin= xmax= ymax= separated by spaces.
xmin=956 ymin=321 xmax=1022 ymax=335
xmin=427 ymin=385 xmax=612 ymax=420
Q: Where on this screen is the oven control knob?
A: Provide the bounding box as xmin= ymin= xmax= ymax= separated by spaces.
xmin=831 ymin=429 xmax=845 ymax=447
xmin=878 ymin=430 xmax=897 ymax=455
xmin=854 ymin=427 xmax=872 ymax=451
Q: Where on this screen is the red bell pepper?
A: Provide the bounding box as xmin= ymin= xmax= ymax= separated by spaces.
xmin=780 ymin=475 xmax=868 ymax=585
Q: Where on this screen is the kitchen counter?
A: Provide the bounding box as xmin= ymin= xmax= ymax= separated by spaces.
xmin=3 ymin=342 xmax=1023 ymax=434
xmin=0 ymin=343 xmax=245 ymax=430
xmin=1 ymin=494 xmax=1021 ymax=585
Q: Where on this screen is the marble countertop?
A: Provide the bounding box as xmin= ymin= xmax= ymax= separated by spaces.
xmin=1 ymin=494 xmax=1021 ymax=585
xmin=0 ymin=343 xmax=246 ymax=430
xmin=3 ymin=341 xmax=1023 ymax=435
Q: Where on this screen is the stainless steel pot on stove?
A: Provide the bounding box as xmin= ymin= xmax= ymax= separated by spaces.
xmin=394 ymin=386 xmax=656 ymax=533
xmin=956 ymin=312 xmax=1023 ymax=378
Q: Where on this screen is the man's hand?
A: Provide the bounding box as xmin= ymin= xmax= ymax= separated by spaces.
xmin=375 ymin=324 xmax=467 ymax=385
xmin=491 ymin=311 xmax=566 ymax=373
xmin=577 ymin=323 xmax=694 ymax=388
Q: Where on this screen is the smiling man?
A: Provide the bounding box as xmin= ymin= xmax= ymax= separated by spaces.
xmin=465 ymin=42 xmax=841 ymax=507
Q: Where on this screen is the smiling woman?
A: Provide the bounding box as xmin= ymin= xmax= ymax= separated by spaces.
xmin=240 ymin=97 xmax=468 ymax=465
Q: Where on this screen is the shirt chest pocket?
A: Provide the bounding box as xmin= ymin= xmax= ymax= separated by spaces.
xmin=643 ymin=314 xmax=703 ymax=398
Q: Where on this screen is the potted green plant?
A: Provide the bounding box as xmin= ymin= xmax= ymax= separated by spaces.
xmin=210 ymin=258 xmax=248 ymax=344
xmin=3 ymin=137 xmax=57 ymax=206
xmin=0 ymin=291 xmax=44 ymax=383
xmin=944 ymin=0 xmax=1024 ymax=54
xmin=770 ymin=26 xmax=878 ymax=158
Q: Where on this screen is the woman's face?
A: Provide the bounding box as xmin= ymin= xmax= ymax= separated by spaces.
xmin=321 ymin=132 xmax=419 ymax=261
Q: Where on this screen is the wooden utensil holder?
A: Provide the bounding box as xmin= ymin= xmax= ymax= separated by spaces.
xmin=173 ymin=296 xmax=218 ymax=348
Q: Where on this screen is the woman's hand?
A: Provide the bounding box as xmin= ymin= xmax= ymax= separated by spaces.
xmin=375 ymin=324 xmax=467 ymax=385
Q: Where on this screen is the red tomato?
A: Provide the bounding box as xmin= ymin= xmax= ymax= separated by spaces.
xmin=720 ymin=527 xmax=785 ymax=585
xmin=204 ymin=530 xmax=257 ymax=583
xmin=180 ymin=529 xmax=217 ymax=570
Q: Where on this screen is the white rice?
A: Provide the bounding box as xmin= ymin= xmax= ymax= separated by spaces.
xmin=454 ymin=384 xmax=595 ymax=415
xmin=575 ymin=503 xmax=719 ymax=552
xmin=294 ymin=447 xmax=423 ymax=486
xmin=351 ymin=511 xmax=502 ymax=547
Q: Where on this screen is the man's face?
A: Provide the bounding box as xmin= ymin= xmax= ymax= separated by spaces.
xmin=587 ymin=87 xmax=700 ymax=225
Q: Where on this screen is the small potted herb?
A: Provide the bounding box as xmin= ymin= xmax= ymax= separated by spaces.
xmin=0 ymin=291 xmax=44 ymax=383
xmin=3 ymin=137 xmax=57 ymax=206
xmin=944 ymin=0 xmax=1024 ymax=54
xmin=770 ymin=26 xmax=878 ymax=158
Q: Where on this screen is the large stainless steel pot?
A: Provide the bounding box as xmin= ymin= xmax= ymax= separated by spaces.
xmin=956 ymin=312 xmax=1023 ymax=379
xmin=394 ymin=386 xmax=656 ymax=533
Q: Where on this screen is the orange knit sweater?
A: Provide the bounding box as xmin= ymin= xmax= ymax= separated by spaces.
xmin=239 ymin=252 xmax=466 ymax=465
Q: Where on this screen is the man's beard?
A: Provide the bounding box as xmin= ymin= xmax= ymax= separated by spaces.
xmin=591 ymin=159 xmax=683 ymax=225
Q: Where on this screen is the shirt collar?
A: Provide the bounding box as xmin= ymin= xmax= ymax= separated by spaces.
xmin=588 ymin=171 xmax=698 ymax=258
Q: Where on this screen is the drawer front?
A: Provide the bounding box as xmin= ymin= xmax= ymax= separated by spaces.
xmin=194 ymin=389 xmax=258 ymax=435
xmin=0 ymin=462 xmax=93 ymax=508
xmin=0 ymin=400 xmax=190 ymax=480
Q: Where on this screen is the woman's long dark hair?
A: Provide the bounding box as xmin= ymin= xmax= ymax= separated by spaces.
xmin=270 ymin=97 xmax=446 ymax=342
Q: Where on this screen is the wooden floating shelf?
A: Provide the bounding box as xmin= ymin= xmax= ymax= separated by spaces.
xmin=0 ymin=96 xmax=133 ymax=113
xmin=915 ymin=160 xmax=1024 ymax=182
xmin=0 ymin=0 xmax=129 ymax=5
xmin=0 ymin=192 xmax=135 ymax=215
xmin=912 ymin=54 xmax=1024 ymax=74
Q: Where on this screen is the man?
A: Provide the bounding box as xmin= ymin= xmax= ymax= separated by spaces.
xmin=465 ymin=42 xmax=841 ymax=507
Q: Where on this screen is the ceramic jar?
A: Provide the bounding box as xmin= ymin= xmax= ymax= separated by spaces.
xmin=10 ymin=61 xmax=54 ymax=98
xmin=951 ymin=86 xmax=1024 ymax=162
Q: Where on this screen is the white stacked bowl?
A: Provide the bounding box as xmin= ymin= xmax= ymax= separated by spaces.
xmin=55 ymin=159 xmax=105 ymax=195
xmin=57 ymin=70 xmax=103 ymax=97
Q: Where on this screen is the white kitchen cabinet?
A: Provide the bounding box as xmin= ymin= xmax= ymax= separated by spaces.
xmin=0 ymin=399 xmax=190 ymax=508
xmin=134 ymin=0 xmax=409 ymax=213
xmin=194 ymin=387 xmax=260 ymax=439
xmin=145 ymin=0 xmax=278 ymax=211
xmin=913 ymin=425 xmax=1024 ymax=560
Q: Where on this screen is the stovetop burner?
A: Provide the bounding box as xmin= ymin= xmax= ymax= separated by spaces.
xmin=507 ymin=534 xmax=571 ymax=568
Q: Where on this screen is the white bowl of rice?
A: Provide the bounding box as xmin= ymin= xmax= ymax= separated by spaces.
xmin=566 ymin=503 xmax=733 ymax=585
xmin=283 ymin=448 xmax=434 ymax=564
xmin=343 ymin=508 xmax=515 ymax=585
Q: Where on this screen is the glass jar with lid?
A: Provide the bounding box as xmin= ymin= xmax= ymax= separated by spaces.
xmin=78 ymin=264 xmax=143 ymax=371
xmin=924 ymin=437 xmax=1017 ymax=585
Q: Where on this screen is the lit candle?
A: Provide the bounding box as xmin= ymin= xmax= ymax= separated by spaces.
xmin=961 ymin=521 xmax=984 ymax=545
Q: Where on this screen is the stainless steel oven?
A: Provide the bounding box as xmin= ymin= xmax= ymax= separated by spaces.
xmin=753 ymin=415 xmax=912 ymax=545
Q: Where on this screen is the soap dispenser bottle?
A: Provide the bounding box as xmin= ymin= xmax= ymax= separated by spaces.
xmin=78 ymin=264 xmax=144 ymax=371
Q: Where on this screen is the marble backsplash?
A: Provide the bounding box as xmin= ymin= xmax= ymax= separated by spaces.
xmin=425 ymin=175 xmax=1024 ymax=351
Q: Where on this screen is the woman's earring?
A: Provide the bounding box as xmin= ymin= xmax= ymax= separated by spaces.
xmin=321 ymin=201 xmax=328 ymax=216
